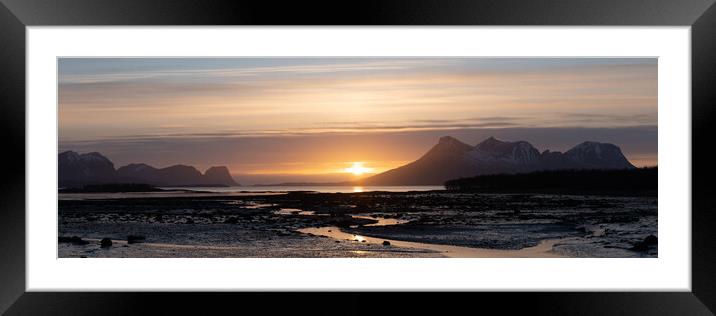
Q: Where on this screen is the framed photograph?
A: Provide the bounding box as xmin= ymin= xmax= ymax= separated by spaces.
xmin=1 ymin=0 xmax=715 ymax=314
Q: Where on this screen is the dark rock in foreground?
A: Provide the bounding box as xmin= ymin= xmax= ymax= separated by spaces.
xmin=58 ymin=236 xmax=89 ymax=245
xmin=100 ymin=238 xmax=113 ymax=248
xmin=127 ymin=235 xmax=146 ymax=244
xmin=631 ymin=234 xmax=658 ymax=251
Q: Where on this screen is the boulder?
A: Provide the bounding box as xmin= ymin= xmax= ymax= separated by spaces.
xmin=127 ymin=235 xmax=146 ymax=244
xmin=631 ymin=235 xmax=658 ymax=251
xmin=100 ymin=238 xmax=113 ymax=248
xmin=59 ymin=236 xmax=89 ymax=245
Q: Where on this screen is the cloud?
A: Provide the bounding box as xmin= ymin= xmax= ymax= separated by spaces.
xmin=58 ymin=59 xmax=456 ymax=84
xmin=58 ymin=58 xmax=658 ymax=160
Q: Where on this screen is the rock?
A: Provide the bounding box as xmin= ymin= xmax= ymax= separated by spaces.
xmin=185 ymin=218 xmax=194 ymax=224
xmin=382 ymin=240 xmax=391 ymax=246
xmin=100 ymin=238 xmax=113 ymax=248
xmin=59 ymin=236 xmax=89 ymax=245
xmin=127 ymin=235 xmax=146 ymax=244
xmin=643 ymin=235 xmax=658 ymax=246
xmin=631 ymin=235 xmax=658 ymax=251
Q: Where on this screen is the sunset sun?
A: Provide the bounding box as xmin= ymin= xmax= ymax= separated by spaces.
xmin=344 ymin=162 xmax=373 ymax=176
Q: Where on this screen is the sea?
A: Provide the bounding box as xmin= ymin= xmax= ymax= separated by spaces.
xmin=158 ymin=185 xmax=445 ymax=193
xmin=58 ymin=185 xmax=445 ymax=200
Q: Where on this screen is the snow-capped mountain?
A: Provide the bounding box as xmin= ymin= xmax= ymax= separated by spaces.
xmin=471 ymin=137 xmax=541 ymax=164
xmin=59 ymin=151 xmax=117 ymax=186
xmin=561 ymin=141 xmax=635 ymax=169
xmin=59 ymin=151 xmax=239 ymax=187
xmin=359 ymin=136 xmax=636 ymax=185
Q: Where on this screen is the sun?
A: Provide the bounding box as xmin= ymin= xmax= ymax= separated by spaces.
xmin=344 ymin=162 xmax=373 ymax=176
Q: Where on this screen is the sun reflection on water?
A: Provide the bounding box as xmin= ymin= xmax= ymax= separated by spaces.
xmin=352 ymin=186 xmax=364 ymax=193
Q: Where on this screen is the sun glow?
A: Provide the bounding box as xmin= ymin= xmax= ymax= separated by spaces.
xmin=344 ymin=162 xmax=373 ymax=176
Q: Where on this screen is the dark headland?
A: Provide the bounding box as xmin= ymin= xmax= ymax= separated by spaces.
xmin=444 ymin=167 xmax=657 ymax=196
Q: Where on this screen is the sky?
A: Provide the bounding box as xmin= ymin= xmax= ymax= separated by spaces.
xmin=58 ymin=58 xmax=658 ymax=185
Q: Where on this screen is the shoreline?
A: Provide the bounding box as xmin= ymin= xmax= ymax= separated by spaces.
xmin=297 ymin=226 xmax=566 ymax=258
xmin=67 ymin=233 xmax=566 ymax=258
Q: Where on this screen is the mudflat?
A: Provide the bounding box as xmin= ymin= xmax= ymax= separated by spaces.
xmin=58 ymin=191 xmax=657 ymax=258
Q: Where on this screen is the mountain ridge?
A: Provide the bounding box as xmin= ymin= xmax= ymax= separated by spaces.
xmin=358 ymin=136 xmax=636 ymax=185
xmin=59 ymin=151 xmax=239 ymax=187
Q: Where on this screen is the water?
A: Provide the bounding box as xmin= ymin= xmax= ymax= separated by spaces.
xmin=158 ymin=185 xmax=445 ymax=193
xmin=59 ymin=185 xmax=445 ymax=200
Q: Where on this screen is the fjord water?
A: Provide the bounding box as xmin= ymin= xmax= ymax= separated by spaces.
xmin=158 ymin=185 xmax=445 ymax=193
xmin=58 ymin=185 xmax=445 ymax=201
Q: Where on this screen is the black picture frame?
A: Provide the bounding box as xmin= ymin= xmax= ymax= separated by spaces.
xmin=1 ymin=0 xmax=715 ymax=315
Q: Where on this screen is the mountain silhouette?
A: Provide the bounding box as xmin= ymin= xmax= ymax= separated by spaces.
xmin=58 ymin=151 xmax=117 ymax=186
xmin=359 ymin=136 xmax=636 ymax=185
xmin=59 ymin=151 xmax=239 ymax=187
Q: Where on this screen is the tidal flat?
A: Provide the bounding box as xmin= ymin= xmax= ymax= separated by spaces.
xmin=58 ymin=191 xmax=657 ymax=258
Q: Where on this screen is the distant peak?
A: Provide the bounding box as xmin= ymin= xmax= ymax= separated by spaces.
xmin=436 ymin=136 xmax=471 ymax=148
xmin=58 ymin=151 xmax=81 ymax=163
xmin=475 ymin=136 xmax=509 ymax=149
xmin=165 ymin=164 xmax=196 ymax=169
xmin=577 ymin=141 xmax=599 ymax=146
xmin=423 ymin=136 xmax=472 ymax=157
xmin=438 ymin=136 xmax=460 ymax=144
xmin=204 ymin=166 xmax=239 ymax=185
xmin=119 ymin=163 xmax=156 ymax=172
xmin=478 ymin=136 xmax=504 ymax=144
xmin=205 ymin=166 xmax=230 ymax=173
xmin=573 ymin=141 xmax=617 ymax=149
xmin=126 ymin=163 xmax=152 ymax=167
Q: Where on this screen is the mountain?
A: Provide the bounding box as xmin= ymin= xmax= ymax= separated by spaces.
xmin=561 ymin=141 xmax=635 ymax=169
xmin=118 ymin=164 xmax=239 ymax=186
xmin=59 ymin=151 xmax=239 ymax=187
xmin=356 ymin=136 xmax=477 ymax=185
xmin=359 ymin=136 xmax=636 ymax=185
xmin=59 ymin=151 xmax=117 ymax=187
xmin=204 ymin=166 xmax=238 ymax=186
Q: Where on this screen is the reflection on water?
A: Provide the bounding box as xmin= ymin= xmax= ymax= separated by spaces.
xmin=159 ymin=185 xmax=444 ymax=194
xmin=297 ymin=226 xmax=565 ymax=258
xmin=352 ymin=215 xmax=410 ymax=226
